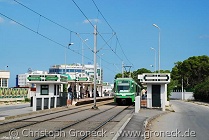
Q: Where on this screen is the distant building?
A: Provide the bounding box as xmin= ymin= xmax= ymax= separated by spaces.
xmin=102 ymin=82 xmax=113 ymax=94
xmin=48 ymin=63 xmax=103 ymax=84
xmin=48 ymin=63 xmax=104 ymax=97
xmin=0 ymin=70 xmax=10 ymax=88
xmin=16 ymin=70 xmax=47 ymax=87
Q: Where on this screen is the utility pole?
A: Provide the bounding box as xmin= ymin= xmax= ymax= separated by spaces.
xmin=182 ymin=78 xmax=184 ymax=100
xmin=92 ymin=25 xmax=98 ymax=109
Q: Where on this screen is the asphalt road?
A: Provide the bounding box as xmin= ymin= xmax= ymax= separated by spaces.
xmin=0 ymin=104 xmax=30 ymax=112
xmin=148 ymin=100 xmax=209 ymax=140
xmin=0 ymin=103 xmax=31 ymax=118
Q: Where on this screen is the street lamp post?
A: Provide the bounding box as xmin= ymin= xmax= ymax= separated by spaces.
xmin=82 ymin=39 xmax=88 ymax=67
xmin=92 ymin=25 xmax=98 ymax=109
xmin=65 ymin=43 xmax=74 ymax=74
xmin=182 ymin=78 xmax=184 ymax=100
xmin=153 ymin=24 xmax=160 ymax=73
xmin=100 ymin=54 xmax=104 ymax=97
xmin=150 ymin=47 xmax=156 ymax=73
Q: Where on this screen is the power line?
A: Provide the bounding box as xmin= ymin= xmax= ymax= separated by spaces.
xmin=13 ymin=0 xmax=77 ymax=34
xmin=72 ymin=0 xmax=124 ymax=62
xmin=116 ymin=37 xmax=134 ymax=67
xmin=91 ymin=0 xmax=134 ymax=67
xmin=91 ymin=0 xmax=115 ymax=33
xmin=6 ymin=0 xmax=127 ymax=75
xmin=12 ymin=0 xmax=97 ymax=63
xmin=0 ymin=12 xmax=93 ymax=63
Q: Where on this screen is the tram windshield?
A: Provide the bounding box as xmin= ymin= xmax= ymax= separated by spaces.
xmin=117 ymin=85 xmax=130 ymax=92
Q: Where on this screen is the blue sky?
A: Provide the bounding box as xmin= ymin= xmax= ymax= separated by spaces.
xmin=0 ymin=0 xmax=209 ymax=87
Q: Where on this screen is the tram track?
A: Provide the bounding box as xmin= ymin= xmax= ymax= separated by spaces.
xmin=0 ymin=100 xmax=113 ymax=135
xmin=80 ymin=105 xmax=133 ymax=140
xmin=35 ymin=105 xmax=120 ymax=140
xmin=35 ymin=105 xmax=134 ymax=140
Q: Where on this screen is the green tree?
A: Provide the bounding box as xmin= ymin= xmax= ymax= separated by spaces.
xmin=194 ymin=77 xmax=209 ymax=101
xmin=171 ymin=55 xmax=209 ymax=91
xmin=132 ymin=68 xmax=151 ymax=84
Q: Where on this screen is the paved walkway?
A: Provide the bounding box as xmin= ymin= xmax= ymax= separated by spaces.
xmin=115 ymin=108 xmax=168 ymax=140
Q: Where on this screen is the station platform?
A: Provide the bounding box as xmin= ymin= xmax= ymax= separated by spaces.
xmin=0 ymin=96 xmax=114 ymax=121
xmin=71 ymin=96 xmax=113 ymax=106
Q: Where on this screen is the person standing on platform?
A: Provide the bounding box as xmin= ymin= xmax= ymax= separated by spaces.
xmin=68 ymin=86 xmax=72 ymax=99
xmin=68 ymin=86 xmax=73 ymax=105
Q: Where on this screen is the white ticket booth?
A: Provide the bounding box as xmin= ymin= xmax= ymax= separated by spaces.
xmin=138 ymin=73 xmax=170 ymax=111
xmin=27 ymin=74 xmax=67 ymax=111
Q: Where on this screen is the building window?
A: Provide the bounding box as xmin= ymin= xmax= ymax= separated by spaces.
xmin=2 ymin=79 xmax=7 ymax=87
xmin=59 ymin=69 xmax=63 ymax=73
xmin=41 ymin=85 xmax=49 ymax=95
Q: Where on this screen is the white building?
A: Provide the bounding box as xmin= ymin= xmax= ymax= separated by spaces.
xmin=49 ymin=63 xmax=102 ymax=84
xmin=49 ymin=63 xmax=103 ymax=97
xmin=0 ymin=70 xmax=10 ymax=88
xmin=16 ymin=70 xmax=48 ymax=87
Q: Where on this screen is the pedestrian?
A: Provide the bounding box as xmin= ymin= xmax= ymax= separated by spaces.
xmin=68 ymin=86 xmax=72 ymax=100
xmin=67 ymin=86 xmax=73 ymax=105
xmin=103 ymin=90 xmax=107 ymax=96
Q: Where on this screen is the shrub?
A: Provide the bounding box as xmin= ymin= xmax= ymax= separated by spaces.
xmin=24 ymin=98 xmax=31 ymax=102
xmin=194 ymin=78 xmax=209 ymax=101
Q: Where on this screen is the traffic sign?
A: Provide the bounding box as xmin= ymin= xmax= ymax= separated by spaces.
xmin=45 ymin=75 xmax=58 ymax=81
xmin=27 ymin=75 xmax=41 ymax=81
xmin=78 ymin=77 xmax=88 ymax=81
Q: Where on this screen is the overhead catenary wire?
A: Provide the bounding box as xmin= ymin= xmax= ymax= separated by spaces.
xmin=72 ymin=0 xmax=124 ymax=62
xmin=91 ymin=0 xmax=114 ymax=33
xmin=13 ymin=0 xmax=120 ymax=67
xmin=116 ymin=37 xmax=134 ymax=67
xmin=91 ymin=0 xmax=134 ymax=68
xmin=13 ymin=0 xmax=126 ymax=71
xmin=13 ymin=0 xmax=77 ymax=34
xmin=0 ymin=12 xmax=93 ymax=63
xmin=6 ymin=0 xmax=124 ymax=75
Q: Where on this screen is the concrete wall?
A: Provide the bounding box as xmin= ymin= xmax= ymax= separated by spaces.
xmin=170 ymin=92 xmax=194 ymax=100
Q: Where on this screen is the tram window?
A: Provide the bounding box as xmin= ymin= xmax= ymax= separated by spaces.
xmin=117 ymin=85 xmax=129 ymax=92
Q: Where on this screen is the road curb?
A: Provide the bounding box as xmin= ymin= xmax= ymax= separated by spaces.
xmin=112 ymin=114 xmax=133 ymax=140
xmin=143 ymin=106 xmax=174 ymax=139
xmin=187 ymin=100 xmax=209 ymax=107
xmin=144 ymin=111 xmax=168 ymax=129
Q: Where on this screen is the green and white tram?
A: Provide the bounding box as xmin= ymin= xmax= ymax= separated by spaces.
xmin=113 ymin=78 xmax=141 ymax=105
